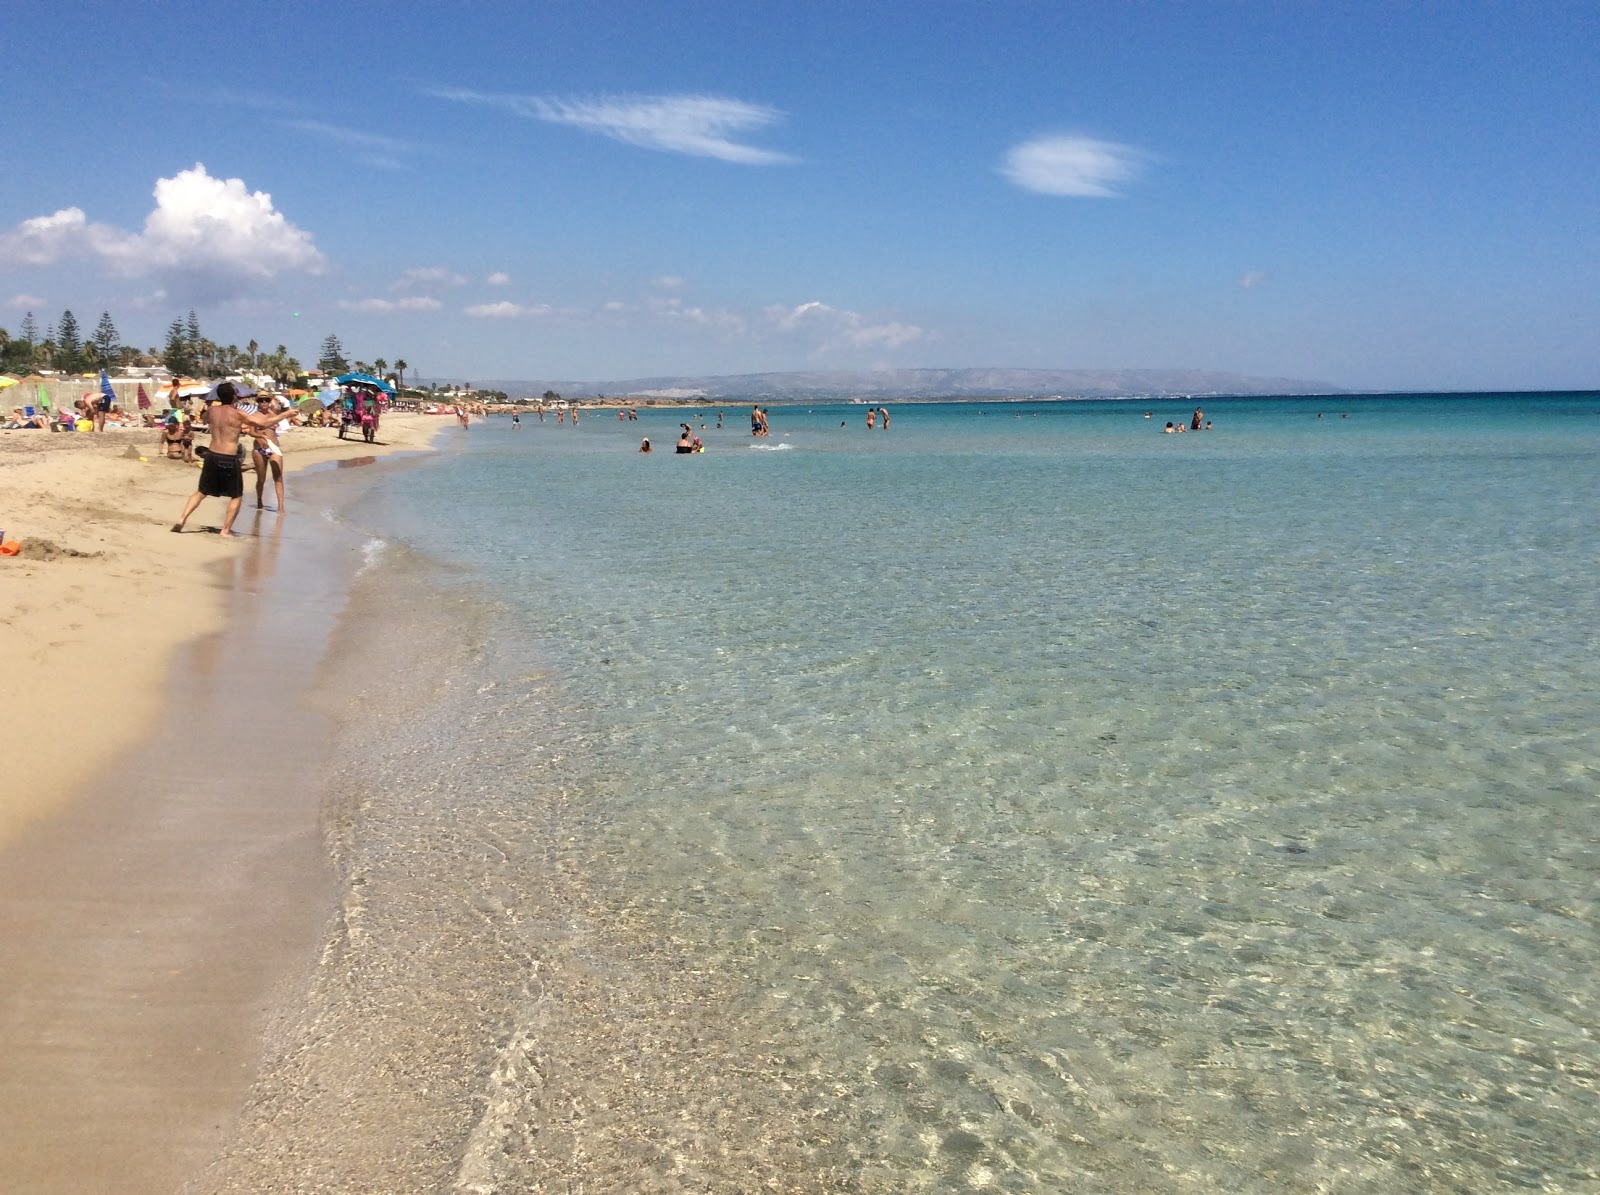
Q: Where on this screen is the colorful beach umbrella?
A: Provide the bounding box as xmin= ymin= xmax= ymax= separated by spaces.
xmin=0 ymin=376 xmax=18 ymax=390
xmin=136 ymin=384 xmax=152 ymax=410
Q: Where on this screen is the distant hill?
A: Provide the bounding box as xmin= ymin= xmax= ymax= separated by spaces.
xmin=457 ymin=367 xmax=1343 ymax=401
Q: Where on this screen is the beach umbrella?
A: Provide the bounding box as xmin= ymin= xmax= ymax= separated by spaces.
xmin=334 ymin=371 xmax=396 ymax=394
xmin=206 ymin=381 xmax=257 ymax=404
xmin=0 ymin=376 xmax=18 ymax=390
xmin=136 ymin=384 xmax=152 ymax=410
xmin=315 ymin=387 xmax=341 ymax=407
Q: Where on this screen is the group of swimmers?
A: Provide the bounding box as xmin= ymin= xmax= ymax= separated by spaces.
xmin=1155 ymin=406 xmax=1212 ymax=433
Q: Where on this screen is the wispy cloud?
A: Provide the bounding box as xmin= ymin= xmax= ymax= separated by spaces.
xmin=429 ymin=88 xmax=797 ymax=165
xmin=486 ymin=271 xmax=511 ymax=286
xmin=282 ymin=119 xmax=421 ymax=170
xmin=465 ymin=301 xmax=561 ymax=319
xmin=393 ymin=267 xmax=467 ymax=291
xmin=646 ymin=295 xmax=748 ymax=335
xmin=0 ymin=164 xmax=325 ymax=303
xmin=1239 ymin=270 xmax=1270 ymax=289
xmin=338 ymin=296 xmax=443 ymax=313
xmin=765 ymin=300 xmax=926 ymax=350
xmin=6 ymin=293 xmax=48 ymax=310
xmin=1000 ymin=134 xmax=1146 ymax=197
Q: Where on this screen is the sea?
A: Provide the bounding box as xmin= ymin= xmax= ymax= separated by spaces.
xmin=212 ymin=393 xmax=1600 ymax=1194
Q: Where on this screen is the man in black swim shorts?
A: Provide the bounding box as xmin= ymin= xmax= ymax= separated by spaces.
xmin=172 ymin=382 xmax=295 ymax=537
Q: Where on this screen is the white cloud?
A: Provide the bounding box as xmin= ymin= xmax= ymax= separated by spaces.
xmin=394 ymin=266 xmax=467 ymax=290
xmin=283 ymin=120 xmax=418 ymax=169
xmin=652 ymin=275 xmax=685 ymax=290
xmin=0 ymin=164 xmax=325 ymax=301
xmin=486 ymin=271 xmax=511 ymax=286
xmin=6 ymin=293 xmax=48 ymax=310
xmin=431 ymin=88 xmax=796 ymax=165
xmin=1239 ymin=270 xmax=1270 ymax=289
xmin=338 ymin=296 xmax=443 ymax=313
xmin=647 ymin=296 xmax=747 ymax=335
xmin=1000 ymin=135 xmax=1145 ymax=197
xmin=0 ymin=208 xmax=126 ymax=267
xmin=464 ymin=301 xmax=559 ymax=318
xmin=764 ymin=300 xmax=926 ymax=350
xmin=846 ymin=320 xmax=924 ymax=349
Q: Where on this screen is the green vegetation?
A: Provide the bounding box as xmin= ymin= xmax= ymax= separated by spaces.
xmin=1 ymin=306 xmax=418 ymax=394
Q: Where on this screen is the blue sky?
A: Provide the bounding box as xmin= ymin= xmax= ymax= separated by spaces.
xmin=4 ymin=0 xmax=1597 ymax=390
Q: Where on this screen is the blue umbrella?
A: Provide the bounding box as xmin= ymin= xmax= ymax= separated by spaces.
xmin=335 ymin=371 xmax=395 ymax=394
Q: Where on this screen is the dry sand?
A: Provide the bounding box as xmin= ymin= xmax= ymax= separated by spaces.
xmin=0 ymin=411 xmax=452 ymax=1193
xmin=0 ymin=413 xmax=445 ymax=844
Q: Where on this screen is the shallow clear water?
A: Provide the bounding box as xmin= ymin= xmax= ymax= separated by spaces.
xmin=325 ymin=395 xmax=1599 ymax=1191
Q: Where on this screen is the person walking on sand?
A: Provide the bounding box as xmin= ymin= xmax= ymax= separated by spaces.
xmin=172 ymin=384 xmax=294 ymax=537
xmin=251 ymin=406 xmax=288 ymax=512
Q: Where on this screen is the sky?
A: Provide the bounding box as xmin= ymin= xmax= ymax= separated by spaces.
xmin=3 ymin=0 xmax=1598 ymax=391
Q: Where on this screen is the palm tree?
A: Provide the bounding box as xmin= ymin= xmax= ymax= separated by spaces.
xmin=373 ymin=357 xmax=387 ymax=378
xmin=247 ymin=339 xmax=259 ymax=368
xmin=393 ymin=358 xmax=408 ymax=389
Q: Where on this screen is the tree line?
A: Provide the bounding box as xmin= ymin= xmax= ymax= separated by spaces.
xmin=0 ymin=309 xmax=409 ymax=390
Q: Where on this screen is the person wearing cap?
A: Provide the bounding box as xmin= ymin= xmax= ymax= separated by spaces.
xmin=171 ymin=382 xmax=295 ymax=537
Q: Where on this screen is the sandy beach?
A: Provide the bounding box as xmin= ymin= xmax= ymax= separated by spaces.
xmin=0 ymin=412 xmax=450 ymax=1193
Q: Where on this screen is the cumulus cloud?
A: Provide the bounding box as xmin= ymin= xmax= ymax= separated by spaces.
xmin=430 ymin=88 xmax=796 ymax=165
xmin=0 ymin=164 xmax=324 ymax=300
xmin=338 ymin=296 xmax=443 ymax=313
xmin=465 ymin=301 xmax=560 ymax=318
xmin=1239 ymin=270 xmax=1270 ymax=288
xmin=6 ymin=293 xmax=48 ymax=310
xmin=486 ymin=271 xmax=511 ymax=286
xmin=394 ymin=266 xmax=467 ymax=290
xmin=1000 ymin=135 xmax=1145 ymax=197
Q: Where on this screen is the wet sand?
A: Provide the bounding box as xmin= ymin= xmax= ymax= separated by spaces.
xmin=0 ymin=415 xmax=452 ymax=1192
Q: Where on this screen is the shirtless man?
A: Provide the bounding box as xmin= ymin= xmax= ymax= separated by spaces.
xmin=172 ymin=384 xmax=294 ymax=536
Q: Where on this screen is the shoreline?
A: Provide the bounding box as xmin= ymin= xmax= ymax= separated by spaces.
xmin=0 ymin=414 xmax=447 ymax=846
xmin=0 ymin=413 xmax=453 ymax=1192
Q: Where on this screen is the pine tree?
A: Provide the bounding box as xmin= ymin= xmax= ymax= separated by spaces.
xmin=19 ymin=311 xmax=38 ymax=347
xmin=163 ymin=319 xmax=194 ymax=376
xmin=56 ymin=310 xmax=82 ymax=372
xmin=318 ymin=333 xmax=349 ymax=373
xmin=91 ymin=311 xmax=120 ymax=367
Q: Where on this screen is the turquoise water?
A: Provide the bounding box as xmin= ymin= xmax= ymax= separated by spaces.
xmin=318 ymin=395 xmax=1599 ymax=1191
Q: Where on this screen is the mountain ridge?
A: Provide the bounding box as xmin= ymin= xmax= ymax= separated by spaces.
xmin=452 ymin=367 xmax=1344 ymax=400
